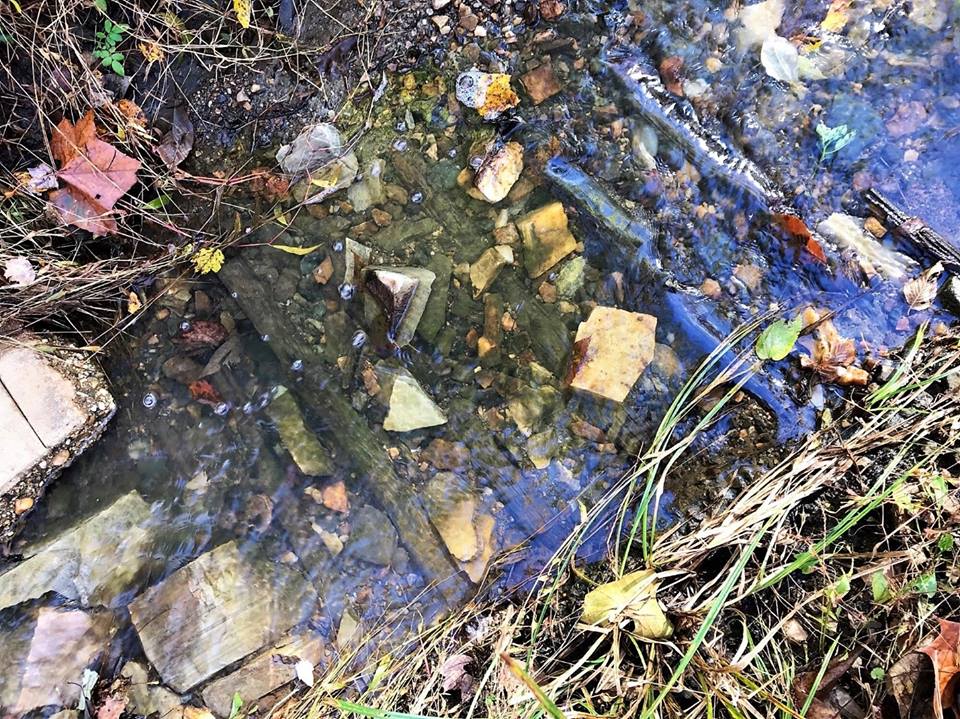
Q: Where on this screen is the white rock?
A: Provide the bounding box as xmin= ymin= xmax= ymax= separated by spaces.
xmin=383 ymin=373 xmax=446 ymax=432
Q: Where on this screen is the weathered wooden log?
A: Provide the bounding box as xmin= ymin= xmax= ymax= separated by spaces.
xmin=862 ymin=188 xmax=960 ymax=272
xmin=607 ymin=53 xmax=781 ymax=206
xmin=218 ymin=256 xmax=468 ymax=603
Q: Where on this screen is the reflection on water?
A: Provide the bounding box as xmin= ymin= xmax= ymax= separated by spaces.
xmin=3 ymin=0 xmax=960 ymax=714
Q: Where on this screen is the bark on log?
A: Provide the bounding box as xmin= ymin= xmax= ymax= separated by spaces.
xmin=219 ymin=256 xmax=468 ymax=603
xmin=862 ymin=189 xmax=960 ymax=271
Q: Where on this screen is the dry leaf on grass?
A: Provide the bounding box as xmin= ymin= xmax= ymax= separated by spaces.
xmin=904 ymin=262 xmax=944 ymax=311
xmin=4 ymin=257 xmax=36 ymax=286
xmin=157 ymin=106 xmax=194 ymax=170
xmin=49 ymin=186 xmax=117 ymax=237
xmin=581 ymin=569 xmax=673 ymax=638
xmin=51 ymin=110 xmax=97 ymax=165
xmin=58 ymin=139 xmax=141 ymax=209
xmin=439 ymin=653 xmax=476 ymax=695
xmin=799 ymin=308 xmax=869 ymax=386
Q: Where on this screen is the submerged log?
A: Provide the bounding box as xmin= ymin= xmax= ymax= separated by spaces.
xmin=545 ymin=156 xmax=814 ymax=441
xmin=607 ymin=54 xmax=781 ymax=206
xmin=862 ymin=188 xmax=960 ymax=272
xmin=219 ymin=256 xmax=467 ymax=603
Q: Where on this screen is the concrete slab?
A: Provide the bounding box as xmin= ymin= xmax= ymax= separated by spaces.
xmin=0 ymin=387 xmax=45 ymax=495
xmin=0 ymin=348 xmax=87 ymax=448
xmin=0 ymin=339 xmax=115 ymax=544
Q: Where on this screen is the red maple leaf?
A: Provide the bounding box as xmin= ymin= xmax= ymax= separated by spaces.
xmin=188 ymin=379 xmax=223 ymax=405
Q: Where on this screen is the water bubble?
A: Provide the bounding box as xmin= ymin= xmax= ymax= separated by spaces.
xmin=261 ymin=334 xmax=270 ymax=342
xmin=141 ymin=392 xmax=158 ymax=409
xmin=351 ymin=330 xmax=367 ymax=349
xmin=469 ymin=155 xmax=484 ymax=170
xmin=291 ymin=359 xmax=304 ymax=372
xmin=179 ymin=320 xmax=192 ymax=333
xmin=392 ymin=138 xmax=408 ymax=152
xmin=447 ymin=147 xmax=458 ymax=158
xmin=257 ymin=392 xmax=272 ymax=410
xmin=214 ymin=402 xmax=230 ymax=416
xmin=339 ymin=283 xmax=355 ymax=301
xmin=231 ymin=291 xmax=239 ymax=299
xmin=333 ymin=240 xmax=344 ymax=252
xmin=411 ymin=191 xmax=424 ymax=204
xmin=242 ymin=402 xmax=255 ymax=415
xmin=395 ymin=121 xmax=407 ymax=132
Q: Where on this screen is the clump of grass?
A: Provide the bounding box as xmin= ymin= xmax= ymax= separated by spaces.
xmin=284 ymin=323 xmax=960 ymax=719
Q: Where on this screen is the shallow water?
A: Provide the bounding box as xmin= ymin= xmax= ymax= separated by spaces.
xmin=3 ymin=0 xmax=960 ymax=713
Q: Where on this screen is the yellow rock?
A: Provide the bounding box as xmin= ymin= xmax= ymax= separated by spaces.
xmin=517 ymin=202 xmax=577 ymax=277
xmin=436 ymin=497 xmax=479 ymax=561
xmin=463 ymin=513 xmax=496 ymax=583
xmin=568 ymin=307 xmax=657 ymax=403
xmin=469 ymin=245 xmax=514 ymax=298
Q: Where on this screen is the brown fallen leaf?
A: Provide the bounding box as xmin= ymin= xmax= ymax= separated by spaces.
xmin=188 ymin=379 xmax=223 ymax=405
xmin=51 ymin=110 xmax=97 ymax=165
xmin=885 ymin=651 xmax=932 ymax=719
xmin=95 ymin=695 xmax=126 ymax=719
xmin=772 ymin=212 xmax=827 ymax=264
xmin=798 ymin=308 xmax=869 ymax=385
xmin=439 ymin=653 xmax=475 ymax=696
xmin=178 ymin=320 xmax=229 ymax=350
xmin=58 ymin=138 xmax=141 ymax=209
xmin=793 ymin=652 xmax=860 ymax=719
xmin=904 ymin=263 xmax=944 ymax=311
xmin=157 ymin=105 xmax=195 ymax=170
xmin=49 ymin=186 xmax=117 ymax=237
xmin=659 ymin=56 xmax=685 ymax=96
xmin=919 ymin=618 xmax=960 ymax=718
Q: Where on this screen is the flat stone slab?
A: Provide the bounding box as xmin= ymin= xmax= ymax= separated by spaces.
xmin=129 ymin=541 xmax=317 ymax=693
xmin=202 ymin=631 xmax=325 ymax=717
xmin=0 ymin=340 xmax=115 ymax=543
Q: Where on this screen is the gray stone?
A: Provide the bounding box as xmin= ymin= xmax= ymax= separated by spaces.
xmin=0 ymin=608 xmax=114 ymax=713
xmin=0 ymin=386 xmax=45 ymax=492
xmin=120 ymin=661 xmax=183 ymax=719
xmin=346 ymin=505 xmax=398 ymax=566
xmin=346 ymin=159 xmax=386 ymax=212
xmin=266 ymin=388 xmax=334 ymax=476
xmin=555 ymin=256 xmax=586 ymax=299
xmin=202 ymin=631 xmax=325 ymax=718
xmin=417 ymin=254 xmax=453 ymax=343
xmin=128 ymin=541 xmax=317 ymax=692
xmin=363 ymin=266 xmax=436 ymax=347
xmin=382 ymin=372 xmax=447 ymax=432
xmin=0 ymin=491 xmax=157 ymax=610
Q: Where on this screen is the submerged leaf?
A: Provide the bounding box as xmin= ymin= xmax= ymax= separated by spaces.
xmin=760 ymin=35 xmax=800 ymax=84
xmin=903 ymin=262 xmax=944 ymax=311
xmin=295 ymin=658 xmax=314 ymax=687
xmin=581 ymin=569 xmax=673 ymax=638
xmin=755 ymin=315 xmax=802 ymax=361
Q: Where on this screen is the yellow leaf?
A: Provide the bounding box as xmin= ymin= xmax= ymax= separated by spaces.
xmin=233 ymin=0 xmax=251 ymax=28
xmin=138 ymin=41 xmax=165 ymax=63
xmin=273 ymin=206 xmax=288 ymax=226
xmin=270 ymin=243 xmax=324 ymax=256
xmin=821 ymin=0 xmax=850 ymax=32
xmin=582 ymin=569 xmax=673 ymax=638
xmin=127 ymin=290 xmax=142 ymax=314
xmin=192 ymin=247 xmax=225 ymax=274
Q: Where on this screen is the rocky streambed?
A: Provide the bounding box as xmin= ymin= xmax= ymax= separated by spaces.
xmin=3 ymin=0 xmax=960 ymax=716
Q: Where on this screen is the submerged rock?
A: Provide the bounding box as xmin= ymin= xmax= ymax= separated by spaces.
xmin=556 ymin=256 xmax=586 ymax=298
xmin=345 ymin=505 xmax=397 ymax=565
xmin=469 ymin=245 xmax=514 ymax=297
xmin=121 ymin=661 xmax=182 ymax=719
xmin=128 ymin=541 xmax=316 ymax=692
xmin=520 ymin=62 xmax=562 ymax=105
xmin=276 ymin=122 xmax=342 ymax=175
xmin=517 ymin=202 xmax=577 ymax=277
xmin=383 ymin=370 xmax=447 ymax=432
xmin=0 ymin=491 xmax=156 ymax=611
xmin=567 ymin=307 xmax=657 ymax=403
xmin=0 ymin=608 xmax=114 ymax=713
xmin=347 ymin=158 xmax=386 ymax=212
xmin=362 ymin=266 xmax=436 ymax=347
xmin=817 ymin=213 xmax=916 ymax=280
xmin=266 ymin=388 xmax=334 ymax=476
xmin=202 ymin=631 xmax=325 ymax=718
xmin=474 ymin=142 xmax=524 ymax=203
xmin=463 ymin=513 xmax=496 ymax=583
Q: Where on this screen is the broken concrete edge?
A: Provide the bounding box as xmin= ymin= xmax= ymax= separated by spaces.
xmin=0 ymin=338 xmax=116 ymax=545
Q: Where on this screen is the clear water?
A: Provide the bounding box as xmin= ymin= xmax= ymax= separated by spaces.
xmin=3 ymin=0 xmax=959 ymax=712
